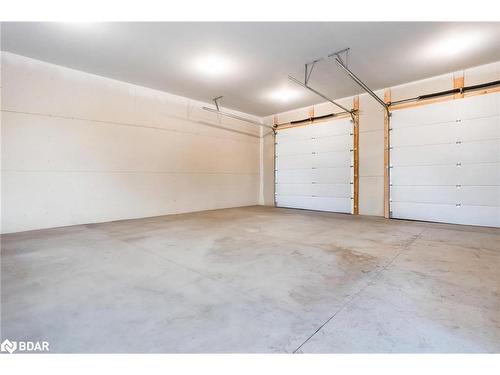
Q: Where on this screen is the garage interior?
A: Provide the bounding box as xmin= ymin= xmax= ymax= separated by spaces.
xmin=1 ymin=22 xmax=499 ymax=353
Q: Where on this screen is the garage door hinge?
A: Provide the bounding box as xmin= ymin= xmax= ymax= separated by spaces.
xmin=456 ymin=203 xmax=462 ymax=207
xmin=456 ymin=119 xmax=462 ymax=124
xmin=456 ymin=162 xmax=462 ymax=167
xmin=456 ymin=184 xmax=462 ymax=188
xmin=456 ymin=140 xmax=462 ymax=144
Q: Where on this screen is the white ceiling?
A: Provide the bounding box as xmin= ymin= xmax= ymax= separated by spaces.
xmin=2 ymin=22 xmax=500 ymax=116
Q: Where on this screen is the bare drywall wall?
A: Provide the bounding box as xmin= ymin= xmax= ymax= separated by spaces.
xmin=2 ymin=52 xmax=499 ymax=232
xmin=264 ymin=61 xmax=500 ymax=216
xmin=1 ymin=52 xmax=262 ymax=233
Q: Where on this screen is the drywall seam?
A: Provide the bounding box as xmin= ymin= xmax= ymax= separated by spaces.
xmin=0 ymin=109 xmax=261 ymax=142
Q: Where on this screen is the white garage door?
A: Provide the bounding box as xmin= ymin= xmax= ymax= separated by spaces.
xmin=275 ymin=118 xmax=354 ymax=213
xmin=390 ymin=92 xmax=500 ymax=227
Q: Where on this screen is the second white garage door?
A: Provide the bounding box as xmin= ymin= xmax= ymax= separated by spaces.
xmin=390 ymin=92 xmax=500 ymax=227
xmin=275 ymin=118 xmax=354 ymax=213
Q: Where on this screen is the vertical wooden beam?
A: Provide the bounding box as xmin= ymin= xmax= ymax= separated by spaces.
xmin=352 ymin=96 xmax=360 ymax=215
xmin=384 ymin=89 xmax=391 ymax=219
xmin=273 ymin=115 xmax=278 ymax=207
xmin=308 ymin=106 xmax=315 ymax=120
xmin=453 ymin=72 xmax=465 ymax=99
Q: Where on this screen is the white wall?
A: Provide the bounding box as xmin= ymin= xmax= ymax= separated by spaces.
xmin=2 ymin=52 xmax=499 ymax=233
xmin=1 ymin=52 xmax=262 ymax=233
xmin=264 ymin=61 xmax=500 ymax=216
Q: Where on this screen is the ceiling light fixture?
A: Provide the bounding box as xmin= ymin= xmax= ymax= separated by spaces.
xmin=419 ymin=30 xmax=489 ymax=61
xmin=192 ymin=53 xmax=236 ymax=78
xmin=268 ymin=88 xmax=301 ymax=103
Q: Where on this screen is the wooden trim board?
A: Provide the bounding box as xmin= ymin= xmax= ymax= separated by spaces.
xmin=353 ymin=96 xmax=360 ymax=215
xmin=384 ymin=89 xmax=391 ymax=219
xmin=453 ymin=74 xmax=465 ymax=99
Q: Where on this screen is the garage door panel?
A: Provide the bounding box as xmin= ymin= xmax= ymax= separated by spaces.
xmin=457 ymin=206 xmax=500 ymax=227
xmin=459 ymin=141 xmax=500 ymax=163
xmin=460 ymin=186 xmax=500 ymax=206
xmin=276 ymin=126 xmax=312 ymax=140
xmin=276 ymin=138 xmax=315 ymax=156
xmin=276 ymin=195 xmax=352 ymax=213
xmin=276 ymin=152 xmax=351 ymax=170
xmin=312 ymin=167 xmax=352 ymax=184
xmin=276 ymin=168 xmax=313 ymax=184
xmin=391 ymin=202 xmax=462 ymax=224
xmin=313 ymin=152 xmax=352 ymax=168
xmin=391 ymin=122 xmax=457 ymax=146
xmin=275 ymin=118 xmax=353 ymax=213
xmin=391 ymin=165 xmax=500 ymax=185
xmin=459 ymin=164 xmax=500 ymax=185
xmin=460 ymin=116 xmax=500 ymax=141
xmin=391 ymin=144 xmax=457 ymax=166
xmin=275 ymin=183 xmax=351 ymax=198
xmin=391 ymin=186 xmax=459 ymax=205
xmin=314 ymin=134 xmax=352 ymax=153
xmin=277 ymin=138 xmax=350 ymax=156
xmin=391 ymin=92 xmax=500 ymax=227
xmin=391 ymin=165 xmax=458 ymax=186
xmin=392 ymin=202 xmax=500 ymax=226
xmin=391 ymin=99 xmax=458 ymax=127
xmin=307 ymin=120 xmax=351 ymax=137
xmin=277 ymin=120 xmax=351 ymax=140
xmin=390 ymin=177 xmax=500 ymax=205
xmin=276 ymin=166 xmax=350 ymax=184
xmin=457 ymin=94 xmax=500 ymax=119
xmin=276 ymin=153 xmax=316 ymax=170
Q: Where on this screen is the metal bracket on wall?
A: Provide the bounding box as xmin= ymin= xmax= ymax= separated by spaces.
xmin=202 ymin=96 xmax=274 ymax=129
xmin=213 ymin=95 xmax=223 ymax=111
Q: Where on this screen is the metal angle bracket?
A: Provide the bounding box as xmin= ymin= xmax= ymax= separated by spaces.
xmin=202 ymin=96 xmax=274 ymax=130
xmin=304 ymin=58 xmax=323 ymax=85
xmin=212 ymin=96 xmax=223 ymax=111
xmin=328 ymin=47 xmax=350 ymax=68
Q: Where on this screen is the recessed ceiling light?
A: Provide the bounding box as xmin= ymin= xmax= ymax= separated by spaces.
xmin=60 ymin=22 xmax=97 ymax=28
xmin=192 ymin=54 xmax=236 ymax=78
xmin=268 ymin=88 xmax=302 ymax=103
xmin=57 ymin=22 xmax=103 ymax=33
xmin=418 ymin=30 xmax=489 ymax=61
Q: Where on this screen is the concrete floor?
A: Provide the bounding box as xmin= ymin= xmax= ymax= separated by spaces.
xmin=1 ymin=206 xmax=499 ymax=353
